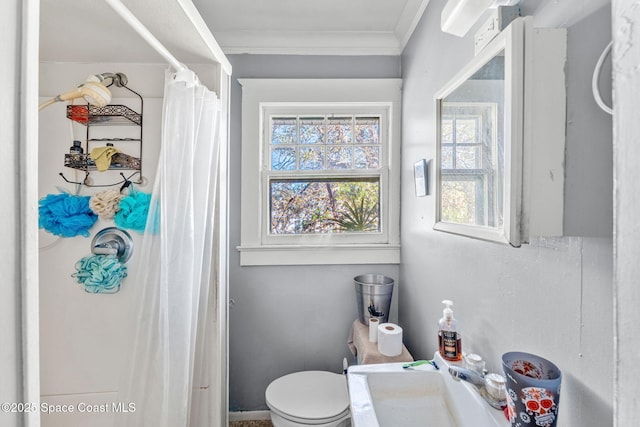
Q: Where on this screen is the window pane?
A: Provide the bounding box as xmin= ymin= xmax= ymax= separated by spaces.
xmin=441 ymin=119 xmax=453 ymax=144
xmin=300 ymin=146 xmax=324 ymax=170
xmin=270 ymin=115 xmax=383 ymax=172
xmin=270 ymin=179 xmax=380 ymax=234
xmin=327 ymin=146 xmax=353 ymax=169
xmin=355 ymin=117 xmax=379 ymax=144
xmin=456 ymin=146 xmax=480 ymax=169
xmin=327 ymin=117 xmax=352 ymax=144
xmin=441 ymin=146 xmax=453 ymax=169
xmin=271 ymin=147 xmax=296 ymax=170
xmin=354 ymin=146 xmax=379 ymax=169
xmin=455 ymin=119 xmax=477 ymax=144
xmin=300 ymin=117 xmax=324 ymax=144
xmin=272 ymin=117 xmax=297 ymax=145
xmin=441 ymin=180 xmax=477 ymax=224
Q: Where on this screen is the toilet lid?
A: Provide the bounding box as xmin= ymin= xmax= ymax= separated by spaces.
xmin=265 ymin=371 xmax=349 ymax=421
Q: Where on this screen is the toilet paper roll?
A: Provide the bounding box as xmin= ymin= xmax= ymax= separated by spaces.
xmin=377 ymin=323 xmax=403 ymax=357
xmin=368 ymin=317 xmax=380 ymax=343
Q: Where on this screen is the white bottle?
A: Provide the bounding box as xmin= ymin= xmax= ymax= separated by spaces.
xmin=438 ymin=300 xmax=462 ymax=361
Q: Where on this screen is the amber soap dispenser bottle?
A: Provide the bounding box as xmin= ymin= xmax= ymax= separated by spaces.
xmin=438 ymin=300 xmax=462 ymax=361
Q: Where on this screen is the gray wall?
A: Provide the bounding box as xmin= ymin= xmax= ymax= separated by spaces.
xmin=560 ymin=3 xmax=613 ymax=237
xmin=400 ymin=1 xmax=613 ymax=426
xmin=227 ymin=55 xmax=402 ymax=411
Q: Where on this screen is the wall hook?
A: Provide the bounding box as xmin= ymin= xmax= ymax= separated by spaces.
xmin=59 ymin=171 xmax=90 ymax=186
xmin=59 ymin=171 xmax=141 ymax=188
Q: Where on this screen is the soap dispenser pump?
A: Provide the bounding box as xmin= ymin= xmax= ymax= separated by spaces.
xmin=438 ymin=299 xmax=462 ymax=361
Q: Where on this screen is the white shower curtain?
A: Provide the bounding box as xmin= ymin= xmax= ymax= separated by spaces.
xmin=116 ymin=68 xmax=222 ymax=427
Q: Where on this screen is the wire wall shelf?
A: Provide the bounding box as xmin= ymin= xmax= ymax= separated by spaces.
xmin=64 ymin=153 xmax=142 ymax=171
xmin=67 ymin=104 xmax=142 ymax=126
xmin=61 ymin=75 xmax=145 ymax=187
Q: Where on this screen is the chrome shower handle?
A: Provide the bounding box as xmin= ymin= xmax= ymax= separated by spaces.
xmin=90 ymin=227 xmax=134 ymax=263
xmin=92 ymin=242 xmax=120 ymax=255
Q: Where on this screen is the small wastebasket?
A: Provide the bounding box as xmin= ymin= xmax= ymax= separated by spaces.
xmin=354 ymin=274 xmax=394 ymax=325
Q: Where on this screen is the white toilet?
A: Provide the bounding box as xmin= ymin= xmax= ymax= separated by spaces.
xmin=265 ymin=371 xmax=351 ymax=427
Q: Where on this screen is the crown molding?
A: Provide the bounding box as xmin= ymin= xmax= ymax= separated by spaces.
xmin=215 ymin=30 xmax=403 ymax=55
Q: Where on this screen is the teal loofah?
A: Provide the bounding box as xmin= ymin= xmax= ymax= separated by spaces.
xmin=115 ymin=190 xmax=151 ymax=232
xmin=72 ymin=254 xmax=127 ymax=294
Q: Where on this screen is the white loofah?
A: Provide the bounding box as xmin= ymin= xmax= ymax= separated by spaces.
xmin=90 ymin=189 xmax=125 ymax=219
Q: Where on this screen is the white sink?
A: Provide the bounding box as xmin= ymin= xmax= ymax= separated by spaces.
xmin=347 ymin=352 xmax=509 ymax=427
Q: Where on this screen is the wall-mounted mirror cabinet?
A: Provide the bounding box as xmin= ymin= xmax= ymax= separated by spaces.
xmin=434 ymin=17 xmax=567 ymax=246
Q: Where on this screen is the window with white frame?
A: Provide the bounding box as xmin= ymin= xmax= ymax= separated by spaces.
xmin=239 ymin=79 xmax=401 ymax=266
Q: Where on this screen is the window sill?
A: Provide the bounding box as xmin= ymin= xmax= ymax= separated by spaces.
xmin=236 ymin=244 xmax=400 ymax=266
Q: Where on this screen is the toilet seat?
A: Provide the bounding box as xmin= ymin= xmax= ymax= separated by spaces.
xmin=265 ymin=371 xmax=350 ymax=425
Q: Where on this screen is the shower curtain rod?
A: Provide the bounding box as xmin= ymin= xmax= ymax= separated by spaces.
xmin=104 ymin=0 xmax=186 ymax=72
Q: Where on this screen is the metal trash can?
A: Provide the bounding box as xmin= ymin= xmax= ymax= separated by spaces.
xmin=354 ymin=274 xmax=394 ymax=325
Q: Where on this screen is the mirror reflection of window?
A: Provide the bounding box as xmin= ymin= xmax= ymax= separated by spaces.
xmin=439 ymin=52 xmax=505 ymax=229
xmin=440 ymin=103 xmax=499 ymax=226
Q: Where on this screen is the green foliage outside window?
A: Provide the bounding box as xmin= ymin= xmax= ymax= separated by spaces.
xmin=270 ymin=180 xmax=379 ymax=234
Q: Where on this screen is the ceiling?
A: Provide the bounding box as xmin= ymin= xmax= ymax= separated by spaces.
xmin=40 ymin=0 xmax=229 ymax=67
xmin=39 ymin=0 xmax=430 ymax=66
xmin=192 ymin=0 xmax=431 ymax=55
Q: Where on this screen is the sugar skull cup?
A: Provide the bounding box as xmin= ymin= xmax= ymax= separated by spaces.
xmin=502 ymin=352 xmax=562 ymax=427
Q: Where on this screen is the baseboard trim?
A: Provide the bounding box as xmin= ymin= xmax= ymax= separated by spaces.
xmin=229 ymin=410 xmax=271 ymax=421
